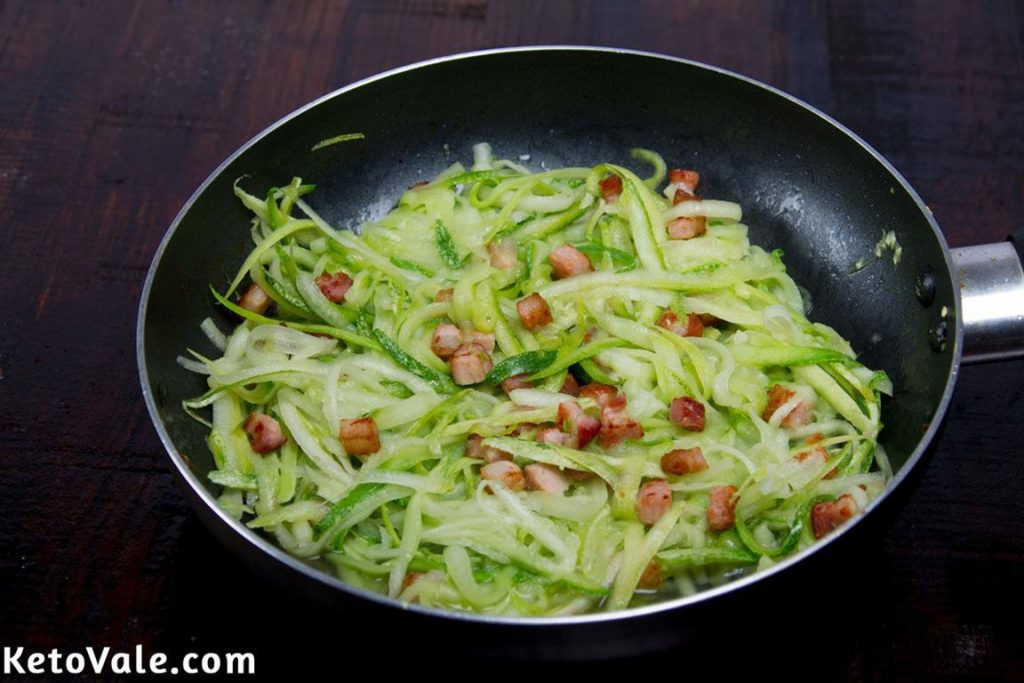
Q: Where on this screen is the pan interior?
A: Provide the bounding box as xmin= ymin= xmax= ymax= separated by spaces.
xmin=142 ymin=49 xmax=956 ymax=595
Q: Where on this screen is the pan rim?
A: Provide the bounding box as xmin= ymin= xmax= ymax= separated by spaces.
xmin=136 ymin=45 xmax=964 ymax=627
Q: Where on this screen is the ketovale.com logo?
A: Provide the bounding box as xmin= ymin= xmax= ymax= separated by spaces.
xmin=4 ymin=645 xmax=255 ymax=676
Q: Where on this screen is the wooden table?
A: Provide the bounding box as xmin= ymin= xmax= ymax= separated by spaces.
xmin=2 ymin=1 xmax=1021 ymax=678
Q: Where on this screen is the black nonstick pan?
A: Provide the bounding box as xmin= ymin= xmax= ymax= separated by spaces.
xmin=137 ymin=47 xmax=1024 ymax=659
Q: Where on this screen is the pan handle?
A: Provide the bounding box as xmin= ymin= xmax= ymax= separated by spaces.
xmin=951 ymin=231 xmax=1024 ymax=363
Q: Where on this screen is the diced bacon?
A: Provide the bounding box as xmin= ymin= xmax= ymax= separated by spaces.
xmin=656 ymin=310 xmax=704 ymax=338
xmin=431 ymin=323 xmax=463 ymax=359
xmin=806 ymin=432 xmax=826 ymax=445
xmin=672 ymin=187 xmax=700 ymax=205
xmin=795 ymin=443 xmax=837 ymax=478
xmin=707 ymin=485 xmax=737 ymax=532
xmin=516 ymin=293 xmax=552 ymax=330
xmin=667 ymin=215 xmax=707 ymax=240
xmin=501 ymin=374 xmax=535 ymax=394
xmin=636 ymin=479 xmax=672 ymax=526
xmin=243 ymin=412 xmax=287 ymax=453
xmin=796 ymin=445 xmax=828 ymax=466
xmin=670 ymin=396 xmax=706 ymax=432
xmin=565 ymin=468 xmax=596 ymax=481
xmin=656 ymin=310 xmax=684 ymax=335
xmin=682 ymin=313 xmax=704 ymax=337
xmin=668 ymin=168 xmax=700 ymax=195
xmin=557 ymin=401 xmax=601 ymax=449
xmin=763 ymin=384 xmax=814 ymax=428
xmin=660 ymin=447 xmax=708 ymax=476
xmin=435 ymin=288 xmax=454 ymax=302
xmin=408 ymin=180 xmax=430 ymax=190
xmin=481 ymin=460 xmax=525 ymax=491
xmin=599 ymin=396 xmax=644 ymax=449
xmin=450 ymin=343 xmax=493 ymax=385
xmin=536 ymin=426 xmax=573 ymax=447
xmin=338 ymin=417 xmax=380 ymax=456
xmin=578 ymin=383 xmax=617 ymax=409
xmin=559 ymin=373 xmax=580 ymax=396
xmin=315 ymin=271 xmax=354 ymax=303
xmin=487 ymin=240 xmax=518 ymax=270
xmin=509 ymin=422 xmax=537 ymax=437
xmin=549 ymin=244 xmax=593 ymax=279
xmin=238 ymin=283 xmax=271 ymax=314
xmin=468 ymin=331 xmax=496 ymax=354
xmin=524 ymin=463 xmax=569 ymax=494
xmin=599 ymin=175 xmax=622 ymax=203
xmin=465 ymin=434 xmax=512 ymax=463
xmin=638 ymin=560 xmax=663 ymax=590
xmin=402 ymin=572 xmax=423 ymax=592
xmin=811 ymin=494 xmax=858 ymax=538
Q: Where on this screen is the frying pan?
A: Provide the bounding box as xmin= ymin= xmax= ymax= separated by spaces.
xmin=137 ymin=47 xmax=1024 ymax=659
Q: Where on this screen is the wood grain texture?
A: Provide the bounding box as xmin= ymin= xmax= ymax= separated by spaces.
xmin=0 ymin=0 xmax=1021 ymax=679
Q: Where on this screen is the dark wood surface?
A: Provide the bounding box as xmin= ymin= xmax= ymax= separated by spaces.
xmin=2 ymin=1 xmax=1022 ymax=679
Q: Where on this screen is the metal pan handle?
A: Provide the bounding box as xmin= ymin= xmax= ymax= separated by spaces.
xmin=951 ymin=230 xmax=1024 ymax=363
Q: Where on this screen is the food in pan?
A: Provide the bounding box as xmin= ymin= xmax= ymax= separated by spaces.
xmin=179 ymin=144 xmax=892 ymax=616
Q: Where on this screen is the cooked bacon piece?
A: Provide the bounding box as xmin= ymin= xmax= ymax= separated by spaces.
xmin=559 ymin=373 xmax=580 ymax=396
xmin=796 ymin=445 xmax=828 ymax=466
xmin=636 ymin=479 xmax=672 ymax=525
xmin=660 ymin=447 xmax=708 ymax=476
xmin=673 ymin=187 xmax=700 ymax=205
xmin=481 ymin=460 xmax=525 ymax=491
xmin=501 ymin=374 xmax=535 ymax=394
xmin=670 ymin=396 xmax=706 ymax=432
xmin=509 ymin=422 xmax=537 ymax=437
xmin=811 ymin=494 xmax=858 ymax=538
xmin=638 ymin=560 xmax=663 ymax=590
xmin=524 ymin=463 xmax=569 ymax=494
xmin=431 ymin=323 xmax=463 ymax=359
xmin=487 ymin=240 xmax=518 ymax=270
xmin=536 ymin=426 xmax=573 ymax=447
xmin=667 ymin=215 xmax=707 ymax=240
xmin=599 ymin=175 xmax=623 ymax=203
xmin=516 ymin=293 xmax=552 ymax=330
xmin=578 ymin=382 xmax=617 ymax=409
xmin=656 ymin=310 xmax=684 ymax=335
xmin=465 ymin=434 xmax=512 ymax=463
xmin=338 ymin=417 xmax=380 ymax=456
xmin=549 ymin=244 xmax=593 ymax=279
xmin=315 ymin=271 xmax=354 ymax=303
xmin=707 ymin=485 xmax=737 ymax=532
xmin=402 ymin=572 xmax=424 ymax=592
xmin=557 ymin=400 xmax=601 ymax=449
xmin=565 ymin=468 xmax=596 ymax=481
xmin=408 ymin=180 xmax=430 ymax=189
xmin=238 ymin=283 xmax=272 ymax=314
xmin=796 ymin=444 xmax=837 ymax=478
xmin=656 ymin=310 xmax=704 ymax=338
xmin=599 ymin=395 xmax=644 ymax=449
xmin=682 ymin=313 xmax=705 ymax=337
xmin=806 ymin=432 xmax=826 ymax=445
xmin=468 ymin=331 xmax=496 ymax=354
xmin=450 ymin=343 xmax=493 ymax=385
xmin=763 ymin=384 xmax=814 ymax=428
xmin=668 ymin=168 xmax=700 ymax=195
xmin=435 ymin=288 xmax=454 ymax=302
xmin=243 ymin=412 xmax=287 ymax=453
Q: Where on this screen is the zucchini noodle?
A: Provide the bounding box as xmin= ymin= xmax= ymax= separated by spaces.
xmin=183 ymin=146 xmax=891 ymax=616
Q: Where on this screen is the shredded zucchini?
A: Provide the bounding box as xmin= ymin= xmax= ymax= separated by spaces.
xmin=183 ymin=146 xmax=890 ymax=616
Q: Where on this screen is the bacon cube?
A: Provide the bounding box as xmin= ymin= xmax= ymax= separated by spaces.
xmin=243 ymin=412 xmax=287 ymax=453
xmin=315 ymin=271 xmax=354 ymax=303
xmin=338 ymin=417 xmax=380 ymax=456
